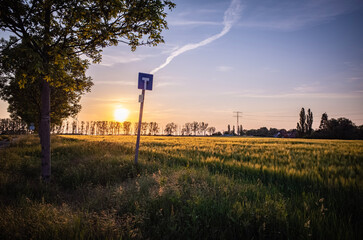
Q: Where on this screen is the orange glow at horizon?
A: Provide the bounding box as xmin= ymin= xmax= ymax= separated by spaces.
xmin=114 ymin=107 xmax=130 ymax=122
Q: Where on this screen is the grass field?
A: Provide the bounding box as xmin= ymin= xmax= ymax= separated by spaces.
xmin=0 ymin=135 xmax=362 ymax=239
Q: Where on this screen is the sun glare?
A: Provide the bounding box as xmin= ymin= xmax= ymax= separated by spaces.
xmin=114 ymin=108 xmax=129 ymax=122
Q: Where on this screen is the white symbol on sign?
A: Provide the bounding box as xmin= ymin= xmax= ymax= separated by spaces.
xmin=142 ymin=77 xmax=149 ymax=89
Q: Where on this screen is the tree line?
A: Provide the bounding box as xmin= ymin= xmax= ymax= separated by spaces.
xmin=2 ymin=114 xmax=362 ymax=140
xmin=0 ymin=119 xmax=219 ymax=136
xmin=296 ymin=108 xmax=363 ymax=140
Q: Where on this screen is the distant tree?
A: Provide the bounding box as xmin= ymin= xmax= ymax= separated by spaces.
xmin=141 ymin=122 xmax=148 ymax=135
xmin=227 ymin=124 xmax=231 ymax=134
xmin=207 ymin=126 xmax=216 ymax=136
xmin=306 ymin=108 xmax=313 ymax=135
xmin=269 ymin=128 xmax=279 ymax=137
xmin=0 ymin=118 xmax=28 ymax=134
xmin=212 ymin=131 xmax=222 ymax=136
xmin=164 ymin=122 xmax=177 ymax=135
xmin=90 ymin=121 xmax=95 ymax=135
xmin=191 ymin=121 xmax=199 ymax=135
xmin=297 ymin=108 xmax=306 ymax=137
xmin=239 ymin=125 xmax=243 ymax=135
xmin=199 ymin=122 xmax=208 ymax=135
xmin=319 ymin=112 xmax=328 ymax=130
xmin=115 ymin=122 xmax=122 ymax=135
xmin=258 ymin=127 xmax=269 ymax=137
xmin=123 ymin=121 xmax=131 ymax=135
xmin=182 ymin=122 xmax=192 ymax=135
xmin=80 ymin=121 xmax=84 ymax=134
xmin=312 ymin=116 xmax=362 ymax=139
xmin=149 ymin=122 xmax=160 ymax=135
xmin=327 ymin=118 xmax=357 ymax=139
xmin=134 ymin=122 xmax=138 ymax=135
xmin=85 ymin=121 xmax=90 ymax=135
xmin=65 ymin=121 xmax=69 ymax=134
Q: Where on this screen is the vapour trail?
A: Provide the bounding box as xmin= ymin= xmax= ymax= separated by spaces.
xmin=150 ymin=0 xmax=242 ymax=74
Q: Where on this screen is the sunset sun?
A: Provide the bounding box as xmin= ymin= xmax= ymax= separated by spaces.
xmin=114 ymin=108 xmax=129 ymax=122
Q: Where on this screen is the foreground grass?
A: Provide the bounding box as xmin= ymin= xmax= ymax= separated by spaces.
xmin=0 ymin=135 xmax=362 ymax=239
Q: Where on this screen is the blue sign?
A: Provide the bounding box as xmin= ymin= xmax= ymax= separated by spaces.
xmin=138 ymin=72 xmax=153 ymax=90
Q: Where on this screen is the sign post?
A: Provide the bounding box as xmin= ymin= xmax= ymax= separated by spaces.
xmin=135 ymin=72 xmax=153 ymax=164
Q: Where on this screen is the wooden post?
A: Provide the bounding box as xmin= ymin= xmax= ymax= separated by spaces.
xmin=134 ymin=89 xmax=145 ymax=164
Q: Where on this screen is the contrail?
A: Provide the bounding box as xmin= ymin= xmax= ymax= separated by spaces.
xmin=150 ymin=0 xmax=242 ymax=74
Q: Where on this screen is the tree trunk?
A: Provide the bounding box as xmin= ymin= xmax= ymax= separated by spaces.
xmin=40 ymin=78 xmax=51 ymax=182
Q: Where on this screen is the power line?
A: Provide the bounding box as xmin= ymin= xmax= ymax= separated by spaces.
xmin=233 ymin=111 xmax=242 ymax=128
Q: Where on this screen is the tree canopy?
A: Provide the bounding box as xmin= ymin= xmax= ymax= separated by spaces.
xmin=0 ymin=41 xmax=93 ymax=131
xmin=0 ymin=0 xmax=175 ymax=87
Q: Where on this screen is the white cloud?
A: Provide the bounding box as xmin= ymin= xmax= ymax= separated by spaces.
xmin=293 ymin=82 xmax=321 ymax=93
xmin=169 ymin=20 xmax=221 ymax=26
xmin=99 ymin=53 xmax=152 ymax=67
xmin=94 ymin=81 xmax=135 ymax=86
xmin=83 ymin=97 xmax=133 ymax=103
xmin=217 ymin=66 xmax=233 ymax=72
xmin=156 ymin=82 xmax=183 ymax=87
xmin=150 ymin=0 xmax=243 ymax=74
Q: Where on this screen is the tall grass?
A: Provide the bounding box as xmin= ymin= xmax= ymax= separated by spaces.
xmin=0 ymin=135 xmax=362 ymax=239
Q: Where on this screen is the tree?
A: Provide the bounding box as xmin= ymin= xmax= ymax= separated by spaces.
xmin=0 ymin=0 xmax=175 ymax=181
xmin=122 ymin=121 xmax=131 ymax=135
xmin=164 ymin=122 xmax=177 ymax=135
xmin=199 ymin=122 xmax=208 ymax=135
xmin=312 ymin=116 xmax=362 ymax=139
xmin=141 ymin=122 xmax=148 ymax=135
xmin=319 ymin=112 xmax=328 ymax=130
xmin=227 ymin=124 xmax=231 ymax=134
xmin=306 ymin=108 xmax=313 ymax=136
xmin=0 ymin=42 xmax=93 ymax=132
xmin=239 ymin=125 xmax=243 ymax=135
xmin=191 ymin=121 xmax=199 ymax=136
xmin=296 ymin=108 xmax=306 ymax=137
xmin=327 ymin=118 xmax=357 ymax=139
xmin=182 ymin=122 xmax=192 ymax=135
xmin=207 ymin=126 xmax=216 ymax=136
xmin=149 ymin=122 xmax=159 ymax=135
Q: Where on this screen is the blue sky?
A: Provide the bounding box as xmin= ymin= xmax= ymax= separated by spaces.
xmin=1 ymin=0 xmax=363 ymax=132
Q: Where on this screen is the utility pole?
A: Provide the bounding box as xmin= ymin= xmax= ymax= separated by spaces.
xmin=233 ymin=111 xmax=242 ymax=135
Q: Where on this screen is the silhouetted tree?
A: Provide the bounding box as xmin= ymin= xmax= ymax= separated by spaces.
xmin=191 ymin=121 xmax=199 ymax=135
xmin=123 ymin=121 xmax=131 ymax=135
xmin=182 ymin=122 xmax=192 ymax=135
xmin=207 ymin=126 xmax=216 ymax=136
xmin=239 ymin=125 xmax=243 ymax=135
xmin=319 ymin=112 xmax=328 ymax=130
xmin=164 ymin=122 xmax=177 ymax=135
xmin=141 ymin=122 xmax=148 ymax=135
xmin=149 ymin=122 xmax=160 ymax=135
xmin=297 ymin=108 xmax=306 ymax=137
xmin=199 ymin=122 xmax=208 ymax=135
xmin=306 ymin=108 xmax=313 ymax=135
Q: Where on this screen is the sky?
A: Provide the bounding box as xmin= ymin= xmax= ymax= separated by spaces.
xmin=1 ymin=0 xmax=363 ymax=132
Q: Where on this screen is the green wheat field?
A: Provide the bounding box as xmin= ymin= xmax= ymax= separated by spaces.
xmin=0 ymin=135 xmax=362 ymax=239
